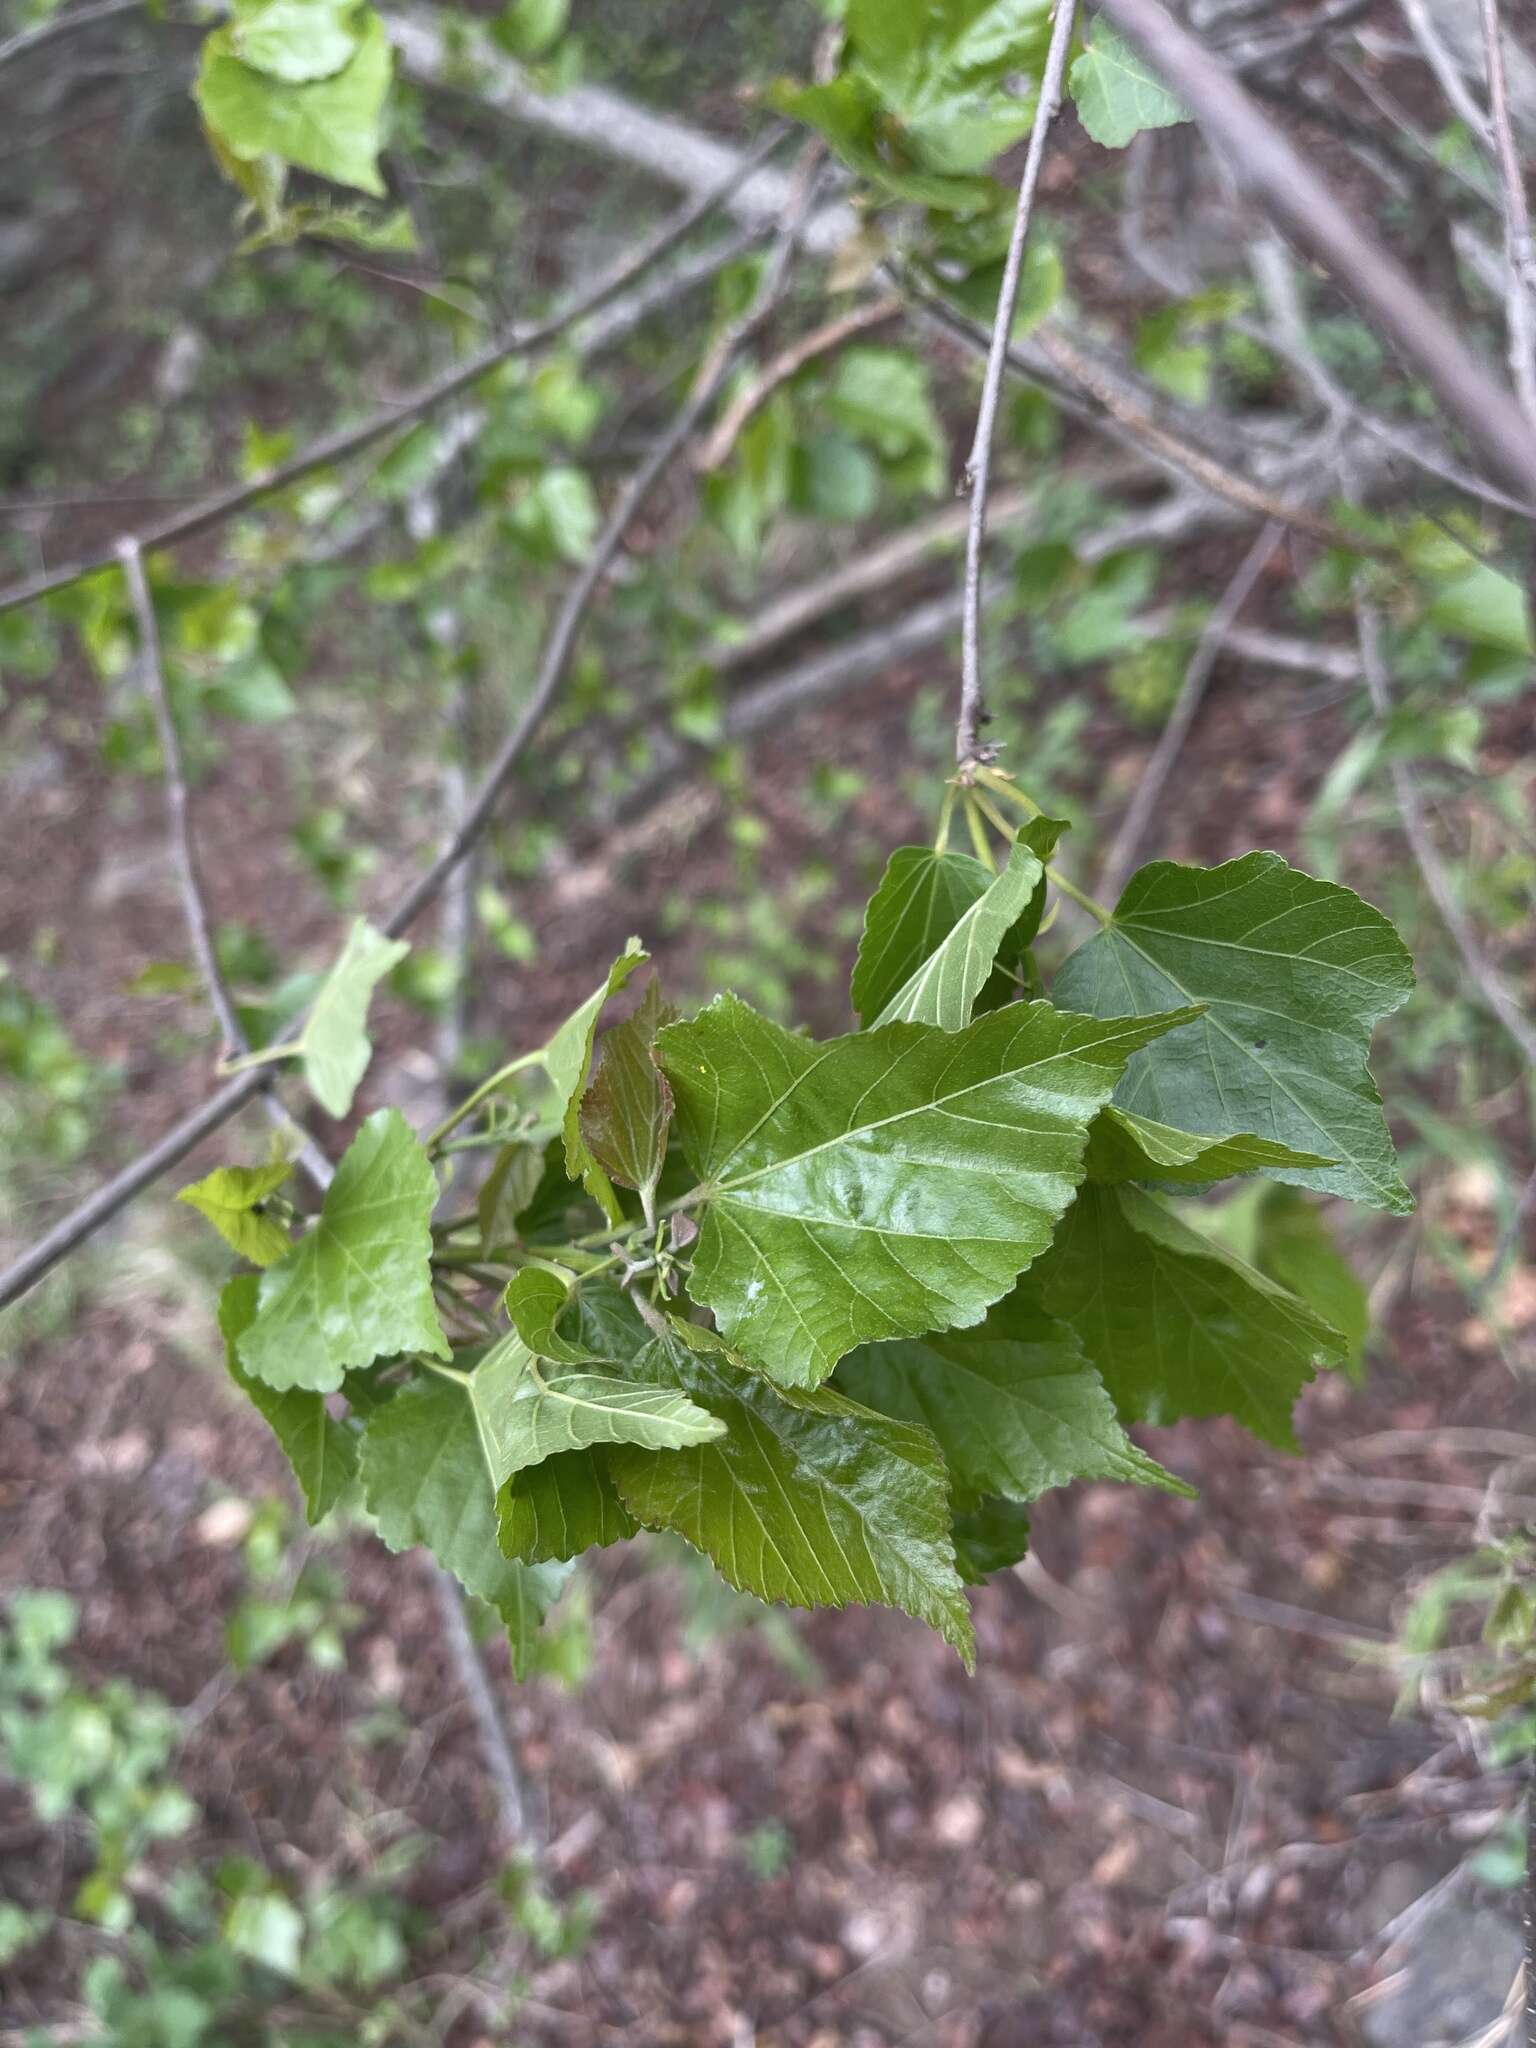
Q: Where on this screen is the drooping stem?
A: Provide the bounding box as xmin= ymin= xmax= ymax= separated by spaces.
xmin=955 ymin=0 xmax=1079 ymax=771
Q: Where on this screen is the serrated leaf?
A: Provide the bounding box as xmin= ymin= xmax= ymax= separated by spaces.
xmin=237 ymin=1109 xmax=447 ymax=1392
xmin=548 ymin=939 xmax=647 ymax=1225
xmin=178 ymin=1162 xmax=292 ymax=1266
xmin=852 ymin=816 xmax=1064 ymax=1028
xmin=197 ymin=7 xmax=392 ymax=196
xmin=608 ymin=1331 xmax=975 ymax=1665
xmin=1053 ymin=852 xmax=1414 ymax=1214
xmin=657 ymin=993 xmax=1201 ymax=1389
xmin=477 ymin=1141 xmax=548 ymax=1253
xmin=1083 ymin=1105 xmax=1335 ymax=1187
xmin=496 ymin=1448 xmax=637 ymax=1562
xmin=360 ymin=1373 xmax=571 ymax=1671
xmin=466 ymin=1326 xmax=725 ymax=1487
xmin=291 ymin=916 xmax=409 ymax=1118
xmin=579 ymin=979 xmax=676 ymax=1208
xmin=951 ymin=1495 xmax=1032 ymax=1584
xmin=1204 ymin=1182 xmax=1369 ymax=1373
xmin=872 ymin=837 xmax=1045 ymax=1030
xmin=1070 ymin=19 xmax=1188 ymax=148
xmin=839 ymin=1290 xmax=1192 ymax=1500
xmin=219 ymin=1275 xmax=358 ymax=1523
xmin=502 ymin=1266 xmax=596 ymax=1365
xmin=1032 ymin=1183 xmax=1344 ymax=1449
xmin=229 ymin=0 xmax=362 ymax=83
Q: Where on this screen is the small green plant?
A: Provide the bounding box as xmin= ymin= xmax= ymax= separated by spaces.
xmin=0 ymin=1590 xmax=196 ymax=1934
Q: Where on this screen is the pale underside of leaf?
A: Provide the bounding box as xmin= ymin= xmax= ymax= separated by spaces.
xmin=873 ymin=837 xmax=1044 ymax=1029
xmin=467 ymin=1329 xmax=725 ymax=1487
xmin=1083 ymin=1104 xmax=1335 ymax=1187
xmin=219 ymin=1273 xmax=357 ymax=1524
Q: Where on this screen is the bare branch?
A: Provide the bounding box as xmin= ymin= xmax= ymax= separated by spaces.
xmin=116 ymin=540 xmax=244 ymax=1060
xmin=116 ymin=538 xmax=334 ymax=1196
xmin=0 ymin=133 xmax=786 ymax=618
xmin=1397 ymin=0 xmax=1495 ymax=147
xmin=957 ymin=0 xmax=1079 ymax=770
xmin=1096 ymin=521 xmax=1286 ymax=901
xmin=694 ymin=295 xmax=901 ymax=473
xmin=1354 ymin=597 xmax=1536 ymax=1069
xmin=1097 ymin=0 xmax=1536 ymax=507
xmin=1480 ymin=0 xmax=1536 ymax=422
xmin=0 ymin=0 xmax=142 ymax=70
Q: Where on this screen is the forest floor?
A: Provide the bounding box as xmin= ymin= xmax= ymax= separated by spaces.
xmin=6 ymin=618 xmax=1535 ymax=2047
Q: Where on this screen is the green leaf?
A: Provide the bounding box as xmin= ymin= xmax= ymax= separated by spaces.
xmin=501 ymin=1266 xmax=596 ymax=1365
xmin=1032 ymin=1183 xmax=1344 ymax=1449
xmin=579 ymin=978 xmax=676 ymax=1211
xmin=548 ymin=938 xmax=647 ymax=1225
xmin=871 ymin=836 xmax=1045 ymax=1030
xmin=1070 ymin=19 xmax=1188 ymax=148
xmin=838 ymin=1291 xmax=1191 ymax=1502
xmin=493 ymin=0 xmax=568 ymax=59
xmin=360 ymin=1373 xmax=572 ymax=1672
xmin=237 ymin=1109 xmax=447 ymax=1393
xmin=219 ymin=1275 xmax=358 ymax=1523
xmin=1204 ymin=1182 xmax=1369 ymax=1373
xmin=608 ymin=1330 xmax=975 ymax=1666
xmin=228 ymin=0 xmax=362 ymax=84
xmin=1053 ymin=852 xmax=1414 ymax=1214
xmin=292 ymin=916 xmax=409 ymax=1118
xmin=496 ymin=1449 xmax=637 ymax=1562
xmin=226 ymin=1891 xmax=304 ymax=1977
xmin=1083 ymin=1104 xmax=1335 ymax=1187
xmin=951 ymin=1495 xmax=1032 ymax=1583
xmin=197 ymin=7 xmax=392 ymax=197
xmin=465 ymin=1326 xmax=725 ymax=1487
xmin=1424 ymin=558 xmax=1533 ymax=654
xmin=178 ymin=1161 xmax=292 ymax=1266
xmin=657 ymin=993 xmax=1201 ymax=1388
xmin=851 ymin=815 xmax=1064 ymax=1028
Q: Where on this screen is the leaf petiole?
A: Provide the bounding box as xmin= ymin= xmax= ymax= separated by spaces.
xmin=425 ymin=1048 xmax=547 ymax=1152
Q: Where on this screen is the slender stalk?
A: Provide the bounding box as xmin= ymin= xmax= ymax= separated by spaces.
xmin=1047 ymin=866 xmax=1114 ymax=928
xmin=956 ymin=0 xmax=1079 ymax=770
xmin=425 ymin=1049 xmax=546 ymax=1154
xmin=963 ymin=795 xmax=999 ymax=872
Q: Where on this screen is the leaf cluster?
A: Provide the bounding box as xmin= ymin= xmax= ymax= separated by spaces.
xmin=186 ymin=813 xmax=1410 ymax=1669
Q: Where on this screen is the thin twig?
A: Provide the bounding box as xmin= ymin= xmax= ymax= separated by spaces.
xmin=116 ymin=538 xmax=333 ymax=1195
xmin=1354 ymin=599 xmax=1536 ymax=1069
xmin=957 ymin=0 xmax=1079 ymax=770
xmin=0 ymin=134 xmax=786 ymax=618
xmin=0 ymin=156 xmax=821 ymax=1311
xmin=1097 ymin=0 xmax=1536 ymax=506
xmin=427 ymin=1556 xmax=529 ymax=1848
xmin=1480 ymin=0 xmax=1536 ymax=424
xmin=1096 ymin=521 xmax=1285 ymax=900
xmin=1397 ymin=0 xmax=1495 ymax=148
xmin=116 ymin=540 xmax=243 ymax=1059
xmin=0 ymin=0 xmax=142 ymax=70
xmin=694 ymin=294 xmax=901 ymax=471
